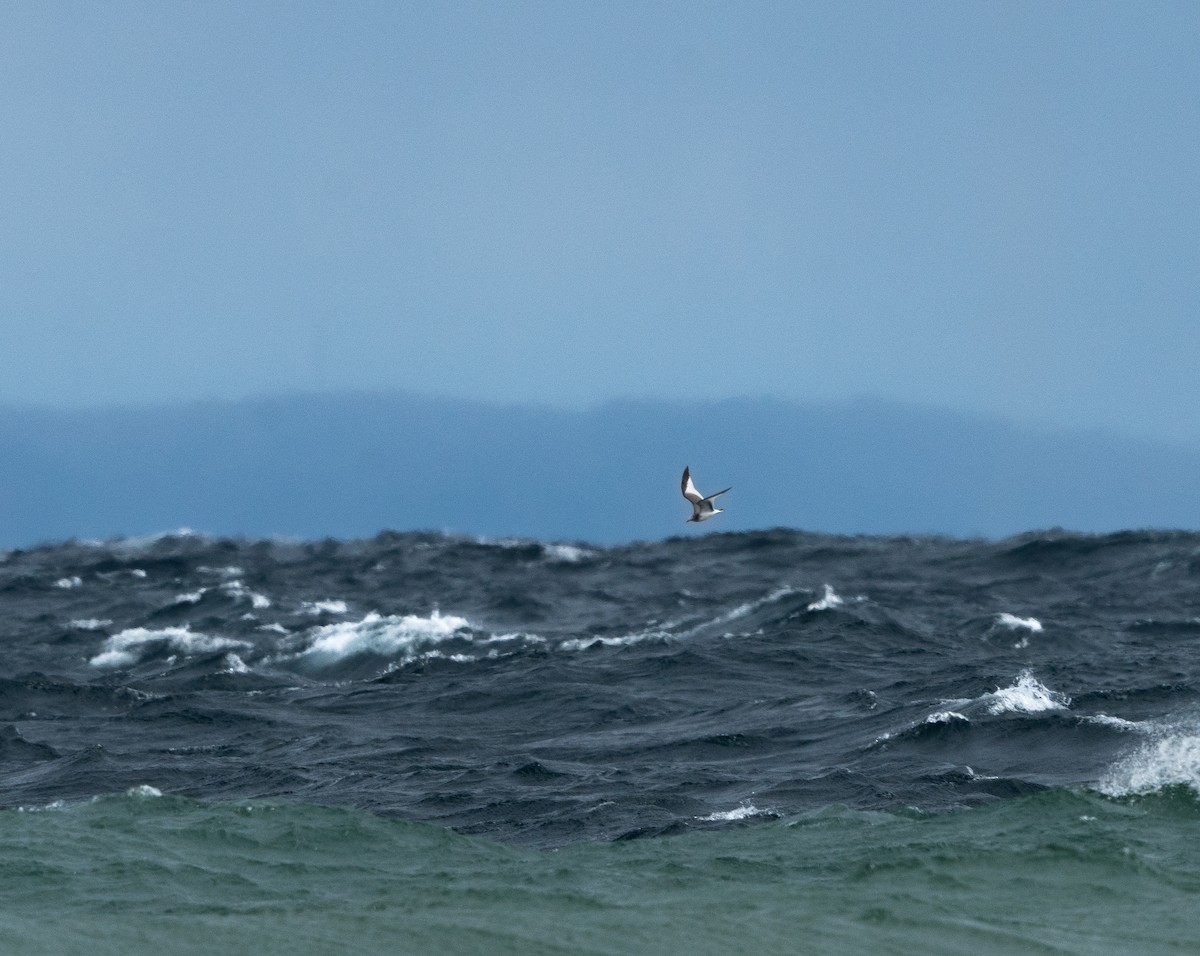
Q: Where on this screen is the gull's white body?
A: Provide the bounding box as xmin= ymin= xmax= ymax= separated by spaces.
xmin=681 ymin=466 xmax=731 ymax=522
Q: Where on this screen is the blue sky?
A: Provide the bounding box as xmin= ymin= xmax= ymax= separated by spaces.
xmin=3 ymin=2 xmax=1198 ymax=445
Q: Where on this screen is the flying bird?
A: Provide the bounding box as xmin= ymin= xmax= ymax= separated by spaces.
xmin=681 ymin=466 xmax=731 ymax=522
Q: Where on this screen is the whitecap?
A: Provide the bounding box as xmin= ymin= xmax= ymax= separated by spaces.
xmin=223 ymin=653 xmax=251 ymax=674
xmin=990 ymin=613 xmax=1043 ymax=648
xmin=716 ymin=586 xmax=798 ymax=625
xmin=220 ymin=580 xmax=271 ymax=609
xmin=54 ymin=576 xmax=83 ymax=589
xmin=297 ymin=610 xmax=470 ymax=663
xmin=1083 ymin=714 xmax=1144 ymax=732
xmin=875 ymin=710 xmax=969 ymax=745
xmin=995 ymin=612 xmax=1043 ymax=633
xmin=1097 ymin=721 xmax=1200 ymax=797
xmin=925 ymin=711 xmax=970 ymax=725
xmin=17 ymin=799 xmax=68 ymax=813
xmin=698 ymin=802 xmax=772 ymax=822
xmin=807 ymin=584 xmax=844 ymax=612
xmin=126 ymin=785 xmax=163 ymax=798
xmin=301 ymin=599 xmax=349 ymax=616
xmin=470 ymin=536 xmax=599 ymax=563
xmin=941 ymin=669 xmax=1070 ymax=718
xmin=559 ymin=630 xmax=672 ymax=652
xmin=482 ymin=632 xmax=546 ymax=647
xmin=90 ymin=625 xmax=250 ymax=669
xmin=69 ymin=618 xmax=113 ymax=631
xmin=408 ymin=650 xmax=483 ymax=666
xmin=981 ymin=670 xmax=1070 ymax=715
xmin=543 ymin=544 xmax=596 ymax=563
xmin=473 ymin=536 xmax=536 ymax=552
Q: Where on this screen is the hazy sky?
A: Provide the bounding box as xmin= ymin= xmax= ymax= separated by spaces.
xmin=3 ymin=2 xmax=1198 ymax=444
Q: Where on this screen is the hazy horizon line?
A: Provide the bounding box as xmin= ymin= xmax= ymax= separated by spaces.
xmin=4 ymin=387 xmax=1197 ymax=453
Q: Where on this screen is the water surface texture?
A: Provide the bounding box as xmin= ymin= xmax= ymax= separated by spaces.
xmin=2 ymin=529 xmax=1198 ymax=953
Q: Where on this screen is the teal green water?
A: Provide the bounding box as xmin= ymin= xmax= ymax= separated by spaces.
xmin=2 ymin=788 xmax=1197 ymax=955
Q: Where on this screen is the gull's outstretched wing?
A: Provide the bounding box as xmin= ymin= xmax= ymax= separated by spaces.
xmin=701 ymin=486 xmax=731 ymax=506
xmin=681 ymin=466 xmax=704 ymax=505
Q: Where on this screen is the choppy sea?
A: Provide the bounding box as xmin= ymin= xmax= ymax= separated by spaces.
xmin=2 ymin=528 xmax=1198 ymax=954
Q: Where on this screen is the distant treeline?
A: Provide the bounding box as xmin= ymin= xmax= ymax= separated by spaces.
xmin=1 ymin=393 xmax=1196 ymax=547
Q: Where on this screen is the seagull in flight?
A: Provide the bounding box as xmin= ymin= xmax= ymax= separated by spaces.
xmin=681 ymin=466 xmax=731 ymax=522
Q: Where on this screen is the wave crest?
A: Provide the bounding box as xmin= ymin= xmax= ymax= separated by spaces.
xmin=297 ymin=610 xmax=472 ymax=663
xmin=1098 ymin=720 xmax=1200 ymax=798
xmin=89 ymin=626 xmax=249 ymax=669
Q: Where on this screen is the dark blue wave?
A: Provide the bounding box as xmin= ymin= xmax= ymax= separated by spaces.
xmin=1 ymin=528 xmax=1198 ymax=845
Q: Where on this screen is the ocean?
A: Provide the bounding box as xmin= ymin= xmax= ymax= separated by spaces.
xmin=1 ymin=528 xmax=1197 ymax=953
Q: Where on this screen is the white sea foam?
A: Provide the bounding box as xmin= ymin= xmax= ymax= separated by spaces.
xmin=126 ymin=784 xmax=163 ymax=798
xmin=981 ymin=670 xmax=1070 ymax=715
xmin=17 ymin=799 xmax=68 ymax=813
xmin=559 ymin=630 xmax=672 ymax=652
xmin=543 ymin=544 xmax=596 ymax=563
xmin=475 ymin=536 xmax=520 ymax=547
xmin=925 ymin=711 xmax=970 ymax=725
xmin=90 ymin=626 xmax=250 ymax=669
xmin=169 ymin=581 xmax=268 ymax=609
xmin=1084 ymin=714 xmax=1144 ymax=732
xmin=468 ymin=537 xmax=597 ymax=562
xmin=198 ymin=566 xmax=244 ymax=578
xmin=942 ymin=669 xmax=1070 ymax=718
xmin=220 ymin=580 xmax=271 ymax=609
xmin=258 ymin=622 xmax=289 ymax=635
xmin=807 ymin=584 xmax=844 ymax=612
xmin=301 ymin=600 xmax=349 ymax=616
xmin=570 ymin=584 xmax=800 ymax=648
xmin=717 ymin=586 xmax=798 ymax=624
xmin=875 ymin=710 xmax=970 ymax=746
xmin=222 ymin=653 xmax=251 ymax=674
xmin=485 ymin=632 xmax=547 ymax=647
xmin=1097 ymin=721 xmax=1200 ymax=797
xmin=995 ymin=613 xmax=1043 ymax=633
xmin=297 ymin=610 xmax=470 ymax=662
xmin=402 ymin=649 xmax=489 ymax=666
xmin=698 ymin=802 xmax=771 ymax=822
xmin=54 ymin=576 xmax=83 ymax=589
xmin=69 ymin=618 xmax=113 ymax=631
xmin=996 ymin=612 xmax=1041 ymax=647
